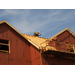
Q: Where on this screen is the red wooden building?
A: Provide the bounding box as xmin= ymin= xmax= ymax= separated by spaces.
xmin=0 ymin=20 xmax=75 ymax=65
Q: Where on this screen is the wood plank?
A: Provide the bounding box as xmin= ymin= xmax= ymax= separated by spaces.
xmin=0 ymin=50 xmax=9 ymax=53
xmin=0 ymin=43 xmax=9 ymax=46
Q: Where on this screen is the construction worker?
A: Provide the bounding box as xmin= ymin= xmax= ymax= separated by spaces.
xmin=34 ymin=31 xmax=41 ymax=36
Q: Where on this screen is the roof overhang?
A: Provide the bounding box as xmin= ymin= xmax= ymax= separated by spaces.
xmin=42 ymin=50 xmax=75 ymax=58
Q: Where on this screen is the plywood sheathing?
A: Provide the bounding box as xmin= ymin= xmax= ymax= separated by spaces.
xmin=22 ymin=34 xmax=56 ymax=51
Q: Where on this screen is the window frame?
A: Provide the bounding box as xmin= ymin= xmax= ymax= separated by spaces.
xmin=0 ymin=39 xmax=10 ymax=53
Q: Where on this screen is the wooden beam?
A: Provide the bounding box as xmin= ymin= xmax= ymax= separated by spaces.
xmin=0 ymin=50 xmax=9 ymax=53
xmin=0 ymin=43 xmax=9 ymax=46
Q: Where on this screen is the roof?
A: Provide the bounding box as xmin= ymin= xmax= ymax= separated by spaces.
xmin=22 ymin=34 xmax=48 ymax=47
xmin=22 ymin=28 xmax=75 ymax=51
xmin=50 ymin=27 xmax=75 ymax=40
xmin=22 ymin=34 xmax=57 ymax=51
xmin=0 ymin=20 xmax=43 ymax=49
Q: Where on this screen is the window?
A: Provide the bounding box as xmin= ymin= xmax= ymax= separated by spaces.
xmin=0 ymin=39 xmax=9 ymax=53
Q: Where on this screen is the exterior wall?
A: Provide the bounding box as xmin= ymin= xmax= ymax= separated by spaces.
xmin=57 ymin=31 xmax=75 ymax=44
xmin=30 ymin=44 xmax=42 ymax=65
xmin=0 ymin=23 xmax=31 ymax=65
xmin=0 ymin=53 xmax=7 ymax=65
xmin=50 ymin=30 xmax=75 ymax=52
xmin=42 ymin=30 xmax=75 ymax=65
xmin=42 ymin=54 xmax=75 ymax=65
xmin=0 ymin=23 xmax=75 ymax=65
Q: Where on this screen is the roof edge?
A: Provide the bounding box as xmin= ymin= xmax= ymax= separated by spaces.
xmin=49 ymin=27 xmax=75 ymax=40
xmin=0 ymin=20 xmax=40 ymax=50
xmin=0 ymin=20 xmax=29 ymax=42
xmin=22 ymin=34 xmax=48 ymax=40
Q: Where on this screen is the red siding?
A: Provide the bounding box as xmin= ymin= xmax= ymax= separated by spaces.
xmin=0 ymin=53 xmax=7 ymax=65
xmin=30 ymin=44 xmax=42 ymax=65
xmin=50 ymin=30 xmax=75 ymax=52
xmin=42 ymin=54 xmax=75 ymax=65
xmin=57 ymin=31 xmax=75 ymax=44
xmin=42 ymin=30 xmax=75 ymax=65
xmin=0 ymin=23 xmax=31 ymax=65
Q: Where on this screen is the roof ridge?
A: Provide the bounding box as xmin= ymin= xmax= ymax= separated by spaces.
xmin=67 ymin=28 xmax=75 ymax=36
xmin=22 ymin=34 xmax=48 ymax=39
xmin=49 ymin=27 xmax=75 ymax=40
